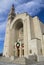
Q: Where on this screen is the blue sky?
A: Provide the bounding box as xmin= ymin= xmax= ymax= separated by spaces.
xmin=0 ymin=0 xmax=44 ymax=53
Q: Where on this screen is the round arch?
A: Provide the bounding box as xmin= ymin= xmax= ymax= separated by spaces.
xmin=12 ymin=19 xmax=23 ymax=29
xmin=10 ymin=13 xmax=27 ymax=29
xmin=11 ymin=18 xmax=24 ymax=57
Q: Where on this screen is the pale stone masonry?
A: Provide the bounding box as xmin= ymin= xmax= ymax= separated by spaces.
xmin=3 ymin=5 xmax=44 ymax=61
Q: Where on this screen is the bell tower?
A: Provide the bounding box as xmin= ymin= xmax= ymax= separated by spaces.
xmin=3 ymin=4 xmax=16 ymax=57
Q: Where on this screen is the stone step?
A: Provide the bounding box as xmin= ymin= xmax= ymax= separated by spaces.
xmin=0 ymin=57 xmax=11 ymax=63
xmin=0 ymin=61 xmax=44 ymax=65
xmin=0 ymin=57 xmax=44 ymax=65
xmin=28 ymin=55 xmax=37 ymax=61
xmin=12 ymin=57 xmax=27 ymax=65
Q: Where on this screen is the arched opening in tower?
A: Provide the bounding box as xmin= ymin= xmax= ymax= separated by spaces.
xmin=14 ymin=19 xmax=24 ymax=57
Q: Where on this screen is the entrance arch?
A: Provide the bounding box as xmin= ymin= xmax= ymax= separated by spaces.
xmin=13 ymin=19 xmax=24 ymax=57
xmin=14 ymin=19 xmax=23 ymax=43
xmin=10 ymin=14 xmax=29 ymax=57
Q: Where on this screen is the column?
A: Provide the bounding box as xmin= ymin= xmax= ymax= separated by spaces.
xmin=20 ymin=42 xmax=22 ymax=57
xmin=23 ymin=19 xmax=28 ymax=58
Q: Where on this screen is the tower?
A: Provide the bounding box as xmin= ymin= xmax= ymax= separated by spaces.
xmin=8 ymin=4 xmax=16 ymax=22
xmin=3 ymin=4 xmax=16 ymax=57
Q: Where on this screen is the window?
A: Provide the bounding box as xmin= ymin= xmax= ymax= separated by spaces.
xmin=22 ymin=49 xmax=24 ymax=55
xmin=40 ymin=48 xmax=42 ymax=54
xmin=30 ymin=50 xmax=32 ymax=54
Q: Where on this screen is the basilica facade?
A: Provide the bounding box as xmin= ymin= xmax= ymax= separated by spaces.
xmin=3 ymin=5 xmax=44 ymax=60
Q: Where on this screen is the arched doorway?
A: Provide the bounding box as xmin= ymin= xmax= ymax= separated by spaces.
xmin=13 ymin=19 xmax=24 ymax=57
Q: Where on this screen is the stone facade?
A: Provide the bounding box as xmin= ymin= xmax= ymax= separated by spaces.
xmin=3 ymin=5 xmax=44 ymax=61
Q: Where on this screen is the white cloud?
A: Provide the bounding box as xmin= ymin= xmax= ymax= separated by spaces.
xmin=0 ymin=0 xmax=44 ymax=16
xmin=0 ymin=22 xmax=6 ymax=31
xmin=0 ymin=21 xmax=6 ymax=41
xmin=15 ymin=0 xmax=44 ymax=16
xmin=0 ymin=0 xmax=19 ymax=13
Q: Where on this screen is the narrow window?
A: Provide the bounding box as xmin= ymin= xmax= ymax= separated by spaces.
xmin=30 ymin=50 xmax=32 ymax=54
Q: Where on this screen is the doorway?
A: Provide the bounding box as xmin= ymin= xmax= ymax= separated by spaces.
xmin=17 ymin=48 xmax=20 ymax=57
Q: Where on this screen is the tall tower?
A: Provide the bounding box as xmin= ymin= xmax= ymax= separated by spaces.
xmin=3 ymin=4 xmax=16 ymax=57
xmin=8 ymin=4 xmax=16 ymax=22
